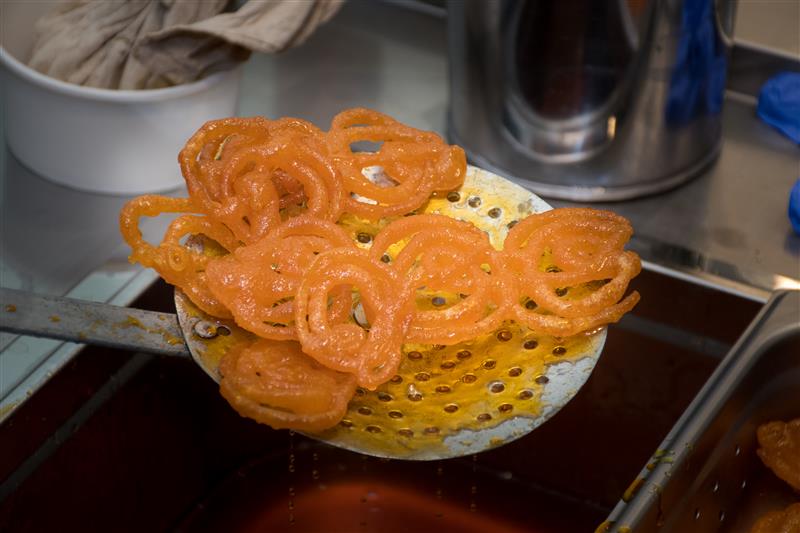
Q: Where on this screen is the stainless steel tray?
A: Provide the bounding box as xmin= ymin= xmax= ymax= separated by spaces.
xmin=605 ymin=290 xmax=800 ymax=532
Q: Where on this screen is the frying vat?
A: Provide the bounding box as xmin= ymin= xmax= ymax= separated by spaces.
xmin=0 ymin=269 xmax=764 ymax=532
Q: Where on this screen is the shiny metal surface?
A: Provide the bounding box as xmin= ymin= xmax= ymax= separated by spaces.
xmin=448 ymin=0 xmax=737 ymax=200
xmin=605 ymin=290 xmax=800 ymax=532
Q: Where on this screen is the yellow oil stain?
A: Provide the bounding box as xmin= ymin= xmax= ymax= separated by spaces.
xmin=652 ymin=449 xmax=675 ymax=464
xmin=117 ymin=314 xmax=185 ymax=347
xmin=49 ymin=315 xmax=61 ymax=323
xmin=162 ymin=331 xmax=184 ymax=346
xmin=623 ymin=477 xmax=645 ymax=502
xmin=594 ymin=520 xmax=614 ymax=533
xmin=309 ymin=320 xmax=597 ymax=458
xmin=5 ymin=304 xmax=16 ymax=312
xmin=123 ymin=315 xmax=144 ymax=329
xmin=0 ymin=401 xmax=20 ymax=419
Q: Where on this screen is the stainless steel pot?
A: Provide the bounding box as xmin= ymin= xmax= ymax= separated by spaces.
xmin=448 ymin=0 xmax=737 ymax=201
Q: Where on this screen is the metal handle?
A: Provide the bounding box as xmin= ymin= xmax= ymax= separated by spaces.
xmin=0 ymin=288 xmax=190 ymax=357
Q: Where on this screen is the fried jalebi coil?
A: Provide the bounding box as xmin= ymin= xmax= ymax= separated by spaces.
xmin=504 ymin=208 xmax=641 ymax=337
xmin=757 ymin=419 xmax=800 ymax=491
xmin=206 ymin=216 xmax=355 ymax=340
xmin=370 ymin=214 xmax=512 ymax=345
xmin=219 ymin=339 xmax=357 ymax=432
xmin=369 ymin=213 xmax=487 ymax=263
xmin=294 ymin=248 xmax=414 ymax=389
xmin=179 ymin=116 xmax=344 ymax=244
xmin=185 ymin=117 xmax=274 ymax=200
xmin=750 ymin=503 xmax=800 ymax=533
xmin=407 ymin=274 xmax=514 ymax=345
xmin=326 ymin=108 xmax=466 ymax=219
xmin=512 ymin=297 xmax=640 ymax=339
xmin=184 ymin=116 xmax=320 ymax=203
xmin=119 ymin=195 xmax=237 ymax=318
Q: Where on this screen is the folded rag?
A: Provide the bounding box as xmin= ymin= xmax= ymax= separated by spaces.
xmin=28 ymin=0 xmax=343 ymax=90
xmin=135 ymin=0 xmax=343 ymax=87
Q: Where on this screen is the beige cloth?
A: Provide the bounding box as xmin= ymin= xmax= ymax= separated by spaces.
xmin=28 ymin=0 xmax=344 ymax=90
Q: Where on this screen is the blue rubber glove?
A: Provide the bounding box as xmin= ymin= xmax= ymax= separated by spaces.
xmin=789 ymin=179 xmax=800 ymax=235
xmin=757 ymin=72 xmax=800 ymax=144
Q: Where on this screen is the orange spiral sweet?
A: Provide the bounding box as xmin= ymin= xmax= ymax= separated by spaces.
xmin=178 ymin=116 xmax=344 ymax=244
xmin=757 ymin=419 xmax=800 ymax=491
xmin=294 ymin=248 xmax=415 ymax=390
xmin=219 ymin=339 xmax=357 ymax=432
xmin=750 ymin=504 xmax=800 ymax=533
xmin=370 ymin=214 xmax=512 ymax=345
xmin=326 ymin=108 xmax=466 ymax=220
xmin=206 ymin=216 xmax=355 ymax=340
xmin=505 ymin=208 xmax=641 ymax=337
xmin=119 ymin=195 xmax=238 ymax=318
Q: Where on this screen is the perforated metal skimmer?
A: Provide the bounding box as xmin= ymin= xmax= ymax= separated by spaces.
xmin=177 ymin=166 xmax=606 ymax=460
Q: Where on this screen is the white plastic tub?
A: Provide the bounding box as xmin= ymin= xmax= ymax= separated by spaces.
xmin=0 ymin=2 xmax=241 ymax=195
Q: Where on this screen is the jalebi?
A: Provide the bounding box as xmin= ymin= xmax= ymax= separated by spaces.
xmin=120 ymin=108 xmax=642 ymax=431
xmin=178 ymin=116 xmax=343 ymax=244
xmin=757 ymin=418 xmax=800 ymax=491
xmin=119 ymin=195 xmax=238 ymax=318
xmin=370 ymin=214 xmax=512 ymax=345
xmin=504 ymin=208 xmax=641 ymax=337
xmin=326 ymin=108 xmax=466 ymax=220
xmin=205 ymin=216 xmax=355 ymax=340
xmin=294 ymin=248 xmax=415 ymax=390
xmin=219 ymin=339 xmax=356 ymax=432
xmin=750 ymin=503 xmax=800 ymax=533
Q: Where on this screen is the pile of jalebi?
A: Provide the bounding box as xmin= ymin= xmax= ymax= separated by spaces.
xmin=750 ymin=419 xmax=800 ymax=533
xmin=120 ymin=108 xmax=641 ymax=431
xmin=291 ymin=210 xmax=640 ymax=390
xmin=750 ymin=503 xmax=800 ymax=533
xmin=757 ymin=419 xmax=800 ymax=492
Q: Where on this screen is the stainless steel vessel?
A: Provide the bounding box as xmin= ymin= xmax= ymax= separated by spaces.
xmin=448 ymin=0 xmax=737 ymax=201
xmin=605 ymin=290 xmax=800 ymax=532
